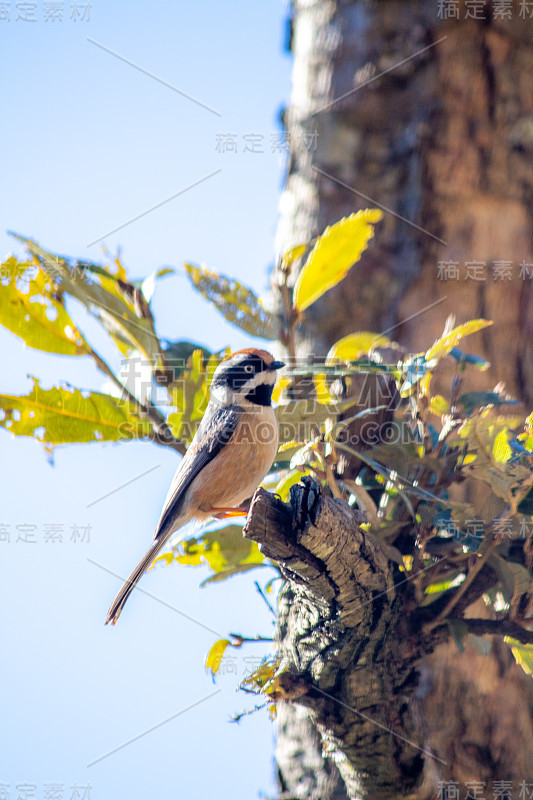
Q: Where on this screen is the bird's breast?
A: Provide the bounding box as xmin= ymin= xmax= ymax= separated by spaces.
xmin=189 ymin=404 xmax=278 ymax=514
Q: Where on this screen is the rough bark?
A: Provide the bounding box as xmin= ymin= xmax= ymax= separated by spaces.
xmin=245 ymin=481 xmax=533 ymax=799
xmin=276 ymin=0 xmax=533 ymax=402
xmin=270 ymin=1 xmax=533 ymax=797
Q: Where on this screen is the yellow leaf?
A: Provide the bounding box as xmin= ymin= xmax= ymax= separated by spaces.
xmin=506 ymin=639 xmax=533 ymax=676
xmin=280 ymin=244 xmax=307 ymax=271
xmin=150 ymin=553 xmax=174 ymax=569
xmin=326 ymin=331 xmax=391 ymax=364
xmin=0 ymin=380 xmax=152 ymax=449
xmin=15 ymin=236 xmax=162 ymax=366
xmin=313 ymin=374 xmax=331 ymax=405
xmin=402 ymin=555 xmax=413 ymax=572
xmin=275 ymin=469 xmax=311 ymax=502
xmin=205 ymin=638 xmax=232 ymax=677
xmin=425 ymin=319 xmax=493 ymax=363
xmin=272 ymin=376 xmax=291 ymax=405
xmin=493 ymin=428 xmax=512 ymax=464
xmin=429 ymin=395 xmax=450 ymax=416
xmin=420 ymin=371 xmax=432 ymax=397
xmin=278 ymin=440 xmax=305 ymax=452
xmin=292 ymin=210 xmax=383 ymax=313
xmin=0 ymin=257 xmax=89 ymax=356
xmin=173 ymin=546 xmax=204 ymax=567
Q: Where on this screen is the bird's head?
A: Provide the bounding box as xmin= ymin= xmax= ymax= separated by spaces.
xmin=210 ymin=348 xmax=285 ymax=407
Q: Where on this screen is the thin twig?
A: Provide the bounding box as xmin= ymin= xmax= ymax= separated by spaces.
xmin=424 ymin=538 xmax=500 ymax=633
xmin=254 ymin=581 xmax=276 ymax=617
xmin=86 ymin=343 xmax=185 ymax=455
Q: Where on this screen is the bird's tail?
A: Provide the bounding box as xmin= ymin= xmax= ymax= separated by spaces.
xmin=106 ymin=537 xmax=168 ymax=625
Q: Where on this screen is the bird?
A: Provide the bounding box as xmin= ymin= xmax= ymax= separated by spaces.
xmin=106 ymin=348 xmax=285 ymax=624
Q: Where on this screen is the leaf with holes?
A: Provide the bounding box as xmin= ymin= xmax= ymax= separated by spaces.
xmin=0 ymin=257 xmax=89 ymax=356
xmin=184 ymin=263 xmax=278 ymax=340
xmin=0 ymin=379 xmax=152 ymax=450
xmin=13 ymin=235 xmax=163 ymax=365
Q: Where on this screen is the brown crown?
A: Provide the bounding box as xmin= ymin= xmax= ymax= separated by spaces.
xmin=226 ymin=348 xmax=275 ymax=365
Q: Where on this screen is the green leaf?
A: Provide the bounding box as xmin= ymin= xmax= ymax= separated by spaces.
xmin=449 ymin=348 xmax=491 ymax=371
xmin=447 ymin=619 xmax=469 ymax=652
xmin=184 ymin=263 xmax=278 ymax=340
xmin=458 ymin=391 xmax=518 ymax=415
xmin=425 ymin=319 xmax=493 ymax=363
xmin=454 ymin=412 xmax=529 ymax=500
xmin=0 ymin=379 xmax=152 ymax=449
xmin=205 ymin=638 xmax=232 ymax=677
xmin=292 ymin=210 xmax=382 ymax=313
xmin=0 ymin=257 xmax=89 ymax=356
xmin=161 ymin=340 xmax=211 ymax=379
xmin=421 ymin=570 xmax=463 ymax=605
xmin=488 ymin=554 xmax=531 ymax=603
xmin=271 ymin=440 xmax=307 ymax=470
xmin=201 ymin=563 xmax=265 ymax=585
xmin=518 ymin=487 xmax=533 ymax=515
xmin=275 ymin=400 xmax=331 ymax=447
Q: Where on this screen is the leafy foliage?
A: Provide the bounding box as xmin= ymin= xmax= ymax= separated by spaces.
xmin=184 ymin=262 xmax=278 ymax=340
xmin=12 ymin=235 xmax=164 ymax=365
xmin=3 ymin=215 xmax=533 ymax=689
xmin=0 ymin=379 xmax=152 ymax=449
xmin=0 ymin=257 xmax=89 ymax=356
xmin=153 ymin=524 xmax=266 ymax=585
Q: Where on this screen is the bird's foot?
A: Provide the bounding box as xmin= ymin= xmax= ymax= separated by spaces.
xmin=211 ymin=506 xmax=249 ymax=519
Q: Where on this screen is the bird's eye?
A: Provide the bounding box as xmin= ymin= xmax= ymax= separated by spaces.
xmin=244 ymin=364 xmax=254 ymax=374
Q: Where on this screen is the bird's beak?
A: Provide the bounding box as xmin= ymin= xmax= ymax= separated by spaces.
xmin=270 ymin=360 xmax=285 ymax=371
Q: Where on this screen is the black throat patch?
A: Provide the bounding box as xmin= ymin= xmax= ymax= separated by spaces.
xmin=245 ymin=382 xmax=273 ymax=406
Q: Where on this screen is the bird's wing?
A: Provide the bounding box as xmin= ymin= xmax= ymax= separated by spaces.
xmin=154 ymin=404 xmax=240 ymax=541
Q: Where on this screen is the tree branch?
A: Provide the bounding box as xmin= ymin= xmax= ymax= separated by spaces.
xmin=243 ymin=478 xmax=437 ymax=800
xmin=446 ymin=617 xmax=533 ymax=645
xmin=86 ymin=343 xmax=185 ymax=455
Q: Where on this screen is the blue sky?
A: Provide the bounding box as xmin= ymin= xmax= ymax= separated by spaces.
xmin=1 ymin=2 xmax=293 ymax=797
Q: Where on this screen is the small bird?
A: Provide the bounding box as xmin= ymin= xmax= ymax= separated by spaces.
xmin=106 ymin=348 xmax=285 ymax=624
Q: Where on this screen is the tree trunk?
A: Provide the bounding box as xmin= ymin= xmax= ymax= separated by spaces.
xmin=277 ymin=0 xmax=533 ymax=403
xmin=245 ymin=482 xmax=533 ymax=799
xmin=270 ymin=1 xmax=533 ymax=797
